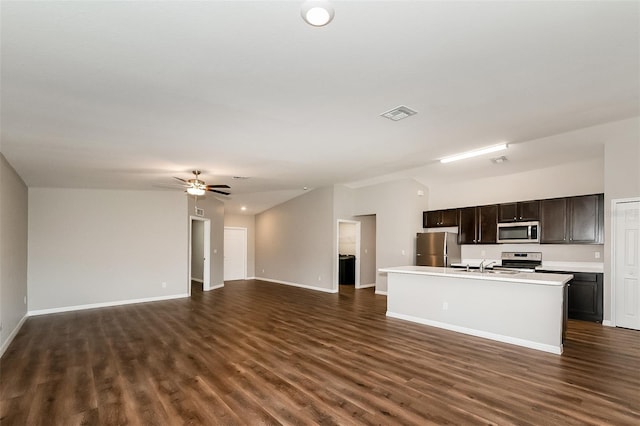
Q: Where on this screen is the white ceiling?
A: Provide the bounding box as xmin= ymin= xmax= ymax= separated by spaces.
xmin=1 ymin=1 xmax=638 ymax=214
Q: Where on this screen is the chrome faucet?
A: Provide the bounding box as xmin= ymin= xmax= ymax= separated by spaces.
xmin=479 ymin=260 xmax=496 ymax=273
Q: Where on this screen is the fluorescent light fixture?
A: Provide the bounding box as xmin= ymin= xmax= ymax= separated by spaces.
xmin=187 ymin=186 xmax=205 ymax=196
xmin=301 ymin=0 xmax=335 ymax=27
xmin=440 ymin=143 xmax=508 ymax=164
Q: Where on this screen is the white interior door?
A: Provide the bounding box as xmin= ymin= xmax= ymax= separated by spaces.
xmin=614 ymin=199 xmax=640 ymax=330
xmin=224 ymin=227 xmax=247 ymax=281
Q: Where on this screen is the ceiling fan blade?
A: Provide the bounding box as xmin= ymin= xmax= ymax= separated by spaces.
xmin=207 ymin=189 xmax=230 ymax=195
xmin=205 ymin=184 xmax=231 ymax=189
xmin=173 ymin=176 xmax=188 ymax=184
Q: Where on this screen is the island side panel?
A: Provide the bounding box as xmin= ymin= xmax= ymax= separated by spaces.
xmin=386 ymin=272 xmax=565 ymax=354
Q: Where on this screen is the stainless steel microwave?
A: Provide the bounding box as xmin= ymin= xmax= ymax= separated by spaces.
xmin=497 ymin=221 xmax=540 ymax=243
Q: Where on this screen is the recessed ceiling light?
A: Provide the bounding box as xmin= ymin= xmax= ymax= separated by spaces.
xmin=440 ymin=143 xmax=508 ymax=164
xmin=380 ymin=105 xmax=418 ymax=121
xmin=301 ymin=0 xmax=335 ymax=27
xmin=241 ymin=206 xmax=247 ymax=211
xmin=232 ymin=176 xmax=250 ymax=180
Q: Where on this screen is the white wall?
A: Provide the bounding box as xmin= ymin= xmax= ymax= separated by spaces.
xmin=188 ymin=196 xmax=224 ymax=288
xmin=461 ymin=244 xmax=603 ymax=264
xmin=338 ymin=222 xmax=357 ymax=255
xmin=603 ymin=117 xmax=640 ymax=322
xmin=357 ymin=214 xmax=377 ymax=286
xmin=256 ymin=186 xmax=335 ymax=291
xmin=28 ymin=188 xmax=188 ymax=312
xmin=427 ymin=158 xmax=604 ymax=210
xmin=0 ymin=154 xmax=28 ymax=355
xmin=353 ymin=179 xmax=428 ymax=293
xmin=224 ymin=213 xmax=256 ymax=278
xmin=191 ymin=220 xmax=204 ymax=281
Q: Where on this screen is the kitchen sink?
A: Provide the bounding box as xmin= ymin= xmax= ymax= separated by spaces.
xmin=460 ymin=269 xmax=519 ymax=275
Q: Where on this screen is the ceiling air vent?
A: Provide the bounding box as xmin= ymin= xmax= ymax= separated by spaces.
xmin=380 ymin=105 xmax=417 ymax=121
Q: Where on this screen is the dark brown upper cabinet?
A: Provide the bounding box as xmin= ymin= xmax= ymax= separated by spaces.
xmin=458 ymin=205 xmax=498 ymax=244
xmin=424 ymin=208 xmax=458 ymax=228
xmin=498 ymin=200 xmax=540 ymax=223
xmin=540 ymin=194 xmax=603 ymax=244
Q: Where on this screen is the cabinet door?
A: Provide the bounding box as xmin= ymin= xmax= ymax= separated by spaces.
xmin=568 ymin=194 xmax=602 ymax=243
xmin=567 ymin=273 xmax=603 ymax=322
xmin=440 ymin=209 xmax=458 ymax=227
xmin=424 ymin=211 xmax=439 ymax=228
xmin=498 ymin=203 xmax=518 ymax=222
xmin=458 ymin=207 xmax=477 ymax=244
xmin=541 ymin=198 xmax=567 ymax=243
xmin=518 ymin=200 xmax=540 ymax=221
xmin=477 ymin=205 xmax=498 ymax=244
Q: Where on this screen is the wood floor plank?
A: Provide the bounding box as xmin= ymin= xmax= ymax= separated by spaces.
xmin=1 ymin=280 xmax=639 ymax=425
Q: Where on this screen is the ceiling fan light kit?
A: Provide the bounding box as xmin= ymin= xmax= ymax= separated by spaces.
xmin=187 ymin=186 xmax=206 ymax=196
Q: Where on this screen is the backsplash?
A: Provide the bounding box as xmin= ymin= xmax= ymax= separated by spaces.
xmin=461 ymin=243 xmax=604 ymax=263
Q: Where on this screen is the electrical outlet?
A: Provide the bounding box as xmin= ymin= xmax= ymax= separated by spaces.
xmin=364 ymin=248 xmax=368 ymax=254
xmin=262 ymin=269 xmax=265 ymax=273
xmin=442 ymin=302 xmax=449 ymax=311
xmin=162 ymin=282 xmax=167 ymax=288
xmin=401 ymin=250 xmax=406 ymax=256
xmin=213 ymin=249 xmax=217 ymax=254
xmin=23 ymin=296 xmax=27 ymax=305
xmin=595 ymin=252 xmax=601 ymax=259
xmin=318 ymin=275 xmax=322 ymax=281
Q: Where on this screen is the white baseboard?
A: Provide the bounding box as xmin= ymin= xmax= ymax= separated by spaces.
xmin=256 ymin=277 xmax=338 ymax=294
xmin=356 ymin=283 xmax=376 ymax=289
xmin=375 ymin=290 xmax=388 ymax=296
xmin=190 ymin=278 xmax=204 ymax=283
xmin=602 ymin=320 xmax=614 ymax=327
xmin=205 ymin=283 xmax=224 ymax=291
xmin=0 ymin=314 xmax=28 ymax=358
xmin=246 ymin=276 xmax=257 ymax=280
xmin=28 ymin=293 xmax=190 ymax=316
xmin=386 ymin=311 xmax=562 ymax=355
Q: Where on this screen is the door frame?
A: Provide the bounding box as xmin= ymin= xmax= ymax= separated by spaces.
xmin=189 ymin=216 xmax=211 ymax=294
xmin=611 ymin=197 xmax=640 ymax=327
xmin=336 ymin=219 xmax=361 ymax=291
xmin=224 ymin=227 xmax=247 ymax=281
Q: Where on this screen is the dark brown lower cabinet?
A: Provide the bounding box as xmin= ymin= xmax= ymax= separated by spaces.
xmin=538 ymin=270 xmax=603 ymax=322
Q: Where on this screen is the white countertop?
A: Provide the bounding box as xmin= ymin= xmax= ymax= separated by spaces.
xmin=379 ymin=265 xmax=572 ymax=286
xmin=453 ymin=260 xmax=604 ymax=274
xmin=536 ymin=262 xmax=604 ymax=274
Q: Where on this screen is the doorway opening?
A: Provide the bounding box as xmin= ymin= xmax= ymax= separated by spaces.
xmin=337 ymin=220 xmax=361 ymax=291
xmin=189 ymin=216 xmax=211 ymax=295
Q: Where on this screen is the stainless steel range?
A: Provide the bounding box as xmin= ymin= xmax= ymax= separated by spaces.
xmin=494 ymin=252 xmax=542 ymax=272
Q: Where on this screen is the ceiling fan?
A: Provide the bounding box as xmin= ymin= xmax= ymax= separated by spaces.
xmin=173 ymin=170 xmax=230 ymax=196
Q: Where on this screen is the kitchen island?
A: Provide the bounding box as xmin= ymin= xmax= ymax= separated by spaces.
xmin=379 ymin=266 xmax=572 ymax=354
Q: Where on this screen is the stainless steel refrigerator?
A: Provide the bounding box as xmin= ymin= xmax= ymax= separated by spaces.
xmin=416 ymin=232 xmax=461 ymax=267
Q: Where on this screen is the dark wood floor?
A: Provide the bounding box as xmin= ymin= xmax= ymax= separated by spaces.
xmin=2 ymin=280 xmax=639 ymax=425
